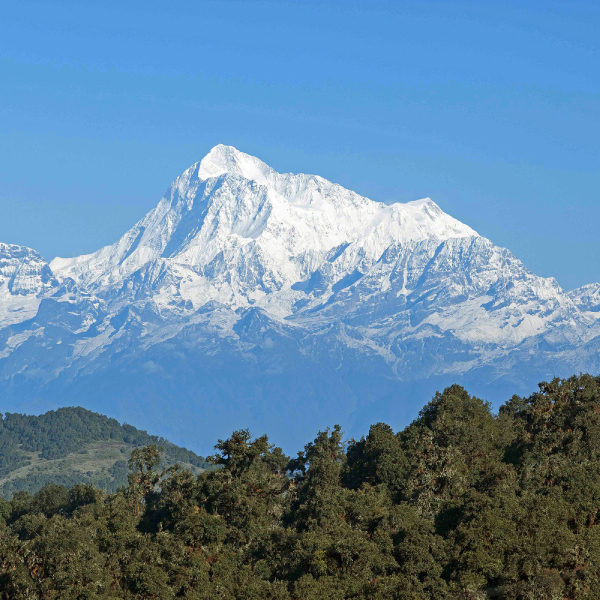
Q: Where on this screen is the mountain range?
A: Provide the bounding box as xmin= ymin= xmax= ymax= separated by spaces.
xmin=2 ymin=145 xmax=599 ymax=452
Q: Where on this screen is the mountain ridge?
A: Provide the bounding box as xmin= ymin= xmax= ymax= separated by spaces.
xmin=1 ymin=145 xmax=599 ymax=451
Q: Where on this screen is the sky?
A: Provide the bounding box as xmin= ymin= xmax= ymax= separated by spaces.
xmin=1 ymin=0 xmax=598 ymax=291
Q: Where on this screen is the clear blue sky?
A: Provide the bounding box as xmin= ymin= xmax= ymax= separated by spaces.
xmin=1 ymin=0 xmax=598 ymax=290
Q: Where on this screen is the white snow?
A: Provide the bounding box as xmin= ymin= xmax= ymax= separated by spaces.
xmin=50 ymin=145 xmax=477 ymax=299
xmin=2 ymin=145 xmax=599 ymax=385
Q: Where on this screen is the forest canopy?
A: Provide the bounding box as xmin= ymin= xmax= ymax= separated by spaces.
xmin=2 ymin=374 xmax=600 ymax=598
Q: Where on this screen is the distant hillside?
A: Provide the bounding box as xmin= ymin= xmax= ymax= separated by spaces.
xmin=0 ymin=407 xmax=211 ymax=498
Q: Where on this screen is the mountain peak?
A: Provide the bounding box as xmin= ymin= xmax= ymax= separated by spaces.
xmin=50 ymin=148 xmax=481 ymax=295
xmin=196 ymin=144 xmax=274 ymax=185
xmin=407 ymin=197 xmax=435 ymax=207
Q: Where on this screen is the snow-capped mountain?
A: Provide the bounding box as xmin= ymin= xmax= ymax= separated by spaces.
xmin=50 ymin=145 xmax=476 ymax=309
xmin=1 ymin=145 xmax=599 ymax=452
xmin=569 ymin=283 xmax=600 ymax=314
xmin=0 ymin=243 xmax=58 ymax=328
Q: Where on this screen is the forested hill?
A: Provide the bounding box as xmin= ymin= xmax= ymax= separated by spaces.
xmin=2 ymin=374 xmax=600 ymax=598
xmin=0 ymin=407 xmax=211 ymax=498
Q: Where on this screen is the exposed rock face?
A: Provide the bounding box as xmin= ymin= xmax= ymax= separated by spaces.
xmin=2 ymin=146 xmax=599 ymax=451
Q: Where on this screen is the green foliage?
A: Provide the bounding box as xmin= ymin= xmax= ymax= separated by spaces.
xmin=2 ymin=374 xmax=600 ymax=598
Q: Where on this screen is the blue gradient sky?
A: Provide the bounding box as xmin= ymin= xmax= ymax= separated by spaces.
xmin=1 ymin=0 xmax=598 ymax=290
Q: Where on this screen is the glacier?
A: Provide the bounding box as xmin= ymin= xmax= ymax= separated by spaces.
xmin=1 ymin=145 xmax=599 ymax=452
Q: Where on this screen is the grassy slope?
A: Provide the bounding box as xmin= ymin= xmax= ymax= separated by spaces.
xmin=1 ymin=441 xmax=207 ymax=498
